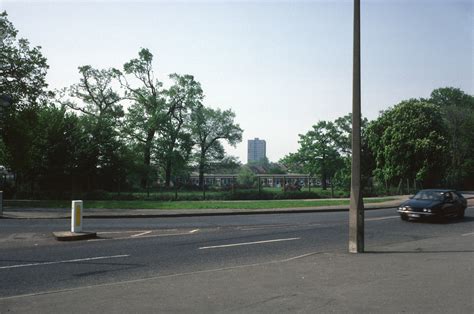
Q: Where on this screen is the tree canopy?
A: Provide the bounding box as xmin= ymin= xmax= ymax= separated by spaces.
xmin=0 ymin=11 xmax=49 ymax=110
xmin=366 ymin=99 xmax=448 ymax=188
xmin=190 ymin=104 xmax=243 ymax=187
xmin=1 ymin=12 xmax=473 ymax=198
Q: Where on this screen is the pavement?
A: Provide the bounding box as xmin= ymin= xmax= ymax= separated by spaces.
xmin=0 ymin=196 xmax=410 ymax=219
xmin=1 ymin=228 xmax=472 ymax=313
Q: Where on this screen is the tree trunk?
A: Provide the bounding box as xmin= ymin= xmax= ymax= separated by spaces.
xmin=198 ymin=151 xmax=206 ymax=188
xmin=165 ymin=158 xmax=172 ymax=188
xmin=321 ymin=172 xmax=327 ymax=190
xmin=141 ymin=129 xmax=155 ymax=189
xmin=330 ymin=177 xmax=334 ymax=198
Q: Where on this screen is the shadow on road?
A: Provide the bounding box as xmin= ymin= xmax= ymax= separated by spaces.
xmin=405 ymin=216 xmax=474 ymax=225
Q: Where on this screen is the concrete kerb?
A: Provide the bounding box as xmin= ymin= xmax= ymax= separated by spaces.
xmin=1 ymin=203 xmax=403 ymax=220
xmin=52 ymin=231 xmax=97 ymax=241
xmin=82 ymin=204 xmax=401 ymax=219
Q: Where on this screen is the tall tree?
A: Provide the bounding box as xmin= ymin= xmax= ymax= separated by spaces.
xmin=34 ymin=106 xmax=84 ymax=196
xmin=62 ymin=65 xmax=124 ymax=191
xmin=115 ymin=48 xmax=166 ymax=189
xmin=156 ymin=74 xmax=203 ymax=187
xmin=0 ymin=11 xmax=49 ymax=111
xmin=295 ymin=121 xmax=343 ymax=190
xmin=366 ymin=99 xmax=448 ymax=188
xmin=190 ymin=104 xmax=243 ymax=187
xmin=332 ymin=113 xmax=373 ymax=189
xmin=0 ymin=11 xmax=50 ymax=196
xmin=429 ymin=87 xmax=474 ymax=189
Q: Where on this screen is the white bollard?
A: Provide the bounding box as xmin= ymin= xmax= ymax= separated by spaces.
xmin=71 ymin=200 xmax=83 ymax=233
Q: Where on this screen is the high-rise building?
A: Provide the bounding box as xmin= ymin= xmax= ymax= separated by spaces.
xmin=247 ymin=138 xmax=266 ymax=163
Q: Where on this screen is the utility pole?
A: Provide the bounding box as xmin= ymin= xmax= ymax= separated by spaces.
xmin=349 ymin=0 xmax=364 ymax=253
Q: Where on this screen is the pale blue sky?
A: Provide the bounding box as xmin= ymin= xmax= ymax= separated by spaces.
xmin=2 ymin=0 xmax=473 ymax=162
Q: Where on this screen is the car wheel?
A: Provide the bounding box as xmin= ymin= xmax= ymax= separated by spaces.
xmin=457 ymin=209 xmax=465 ymax=219
xmin=400 ymin=214 xmax=409 ymax=221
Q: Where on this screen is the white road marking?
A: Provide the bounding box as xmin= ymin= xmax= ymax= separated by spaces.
xmin=137 ymin=231 xmax=199 ymax=239
xmin=240 ymin=223 xmax=321 ymax=231
xmin=89 ymin=229 xmax=201 ymax=242
xmin=0 ymin=251 xmax=318 ymax=301
xmin=199 ymin=237 xmax=301 ymax=250
xmin=366 ymin=216 xmax=399 ymax=221
xmin=281 ymin=251 xmax=321 ymax=262
xmin=131 ymin=231 xmax=152 ymax=238
xmin=461 ymin=232 xmax=474 ymax=236
xmin=97 ymin=230 xmax=149 ymax=234
xmin=0 ymin=254 xmax=130 ymax=270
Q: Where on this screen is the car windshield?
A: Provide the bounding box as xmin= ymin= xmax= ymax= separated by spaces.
xmin=412 ymin=191 xmax=444 ymax=200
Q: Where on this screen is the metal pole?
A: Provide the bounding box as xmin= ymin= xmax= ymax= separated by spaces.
xmin=349 ymin=0 xmax=364 ymax=253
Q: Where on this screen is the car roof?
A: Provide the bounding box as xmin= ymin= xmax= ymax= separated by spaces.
xmin=418 ymin=189 xmax=455 ymax=193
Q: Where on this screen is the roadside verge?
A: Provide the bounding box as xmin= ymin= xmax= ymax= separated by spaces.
xmin=1 ymin=196 xmax=408 ymax=219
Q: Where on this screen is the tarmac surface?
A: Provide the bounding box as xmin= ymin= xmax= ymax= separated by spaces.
xmin=1 ymin=194 xmax=472 ymax=313
xmin=1 ymin=229 xmax=472 ymax=313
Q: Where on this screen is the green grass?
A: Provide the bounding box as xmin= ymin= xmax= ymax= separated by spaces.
xmin=5 ymin=197 xmax=396 ymax=210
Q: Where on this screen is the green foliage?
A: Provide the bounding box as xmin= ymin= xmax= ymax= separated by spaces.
xmin=429 ymin=87 xmax=474 ymax=189
xmin=0 ymin=11 xmax=49 ymax=110
xmin=291 ymin=120 xmax=345 ymax=190
xmin=190 ymin=104 xmax=243 ymax=187
xmin=60 ymin=64 xmax=129 ymax=193
xmin=0 ymin=137 xmax=7 ymax=165
xmin=115 ymin=48 xmax=166 ymax=189
xmin=3 ymin=10 xmax=472 ymax=198
xmin=207 ymin=156 xmax=242 ymax=174
xmin=67 ymin=65 xmax=122 ymax=118
xmin=279 ymin=153 xmax=304 ymax=174
xmin=155 ymin=74 xmax=203 ymax=185
xmin=237 ymin=166 xmax=256 ymax=187
xmin=366 ymin=99 xmax=448 ymax=187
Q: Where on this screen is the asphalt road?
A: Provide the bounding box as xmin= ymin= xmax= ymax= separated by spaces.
xmin=1 ymin=207 xmax=473 ymax=299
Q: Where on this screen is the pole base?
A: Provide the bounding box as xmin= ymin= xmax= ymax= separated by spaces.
xmin=53 ymin=231 xmax=97 ymax=241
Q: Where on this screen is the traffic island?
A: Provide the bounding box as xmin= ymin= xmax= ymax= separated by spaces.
xmin=53 ymin=200 xmax=97 ymax=241
xmin=53 ymin=231 xmax=97 ymax=241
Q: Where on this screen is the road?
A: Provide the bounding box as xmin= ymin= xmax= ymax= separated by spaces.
xmin=1 ymin=206 xmax=473 ymax=300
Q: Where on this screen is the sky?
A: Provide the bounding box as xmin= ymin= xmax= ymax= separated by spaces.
xmin=1 ymin=0 xmax=473 ymax=163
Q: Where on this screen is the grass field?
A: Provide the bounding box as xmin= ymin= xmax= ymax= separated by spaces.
xmin=5 ymin=197 xmax=396 ymax=210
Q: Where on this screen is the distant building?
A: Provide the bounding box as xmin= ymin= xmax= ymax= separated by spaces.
xmin=247 ymin=138 xmax=266 ymax=163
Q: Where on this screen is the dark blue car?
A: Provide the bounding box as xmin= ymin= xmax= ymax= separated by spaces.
xmin=398 ymin=189 xmax=467 ymax=221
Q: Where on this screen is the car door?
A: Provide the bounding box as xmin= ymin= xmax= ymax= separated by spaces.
xmin=446 ymin=192 xmax=458 ymax=216
xmin=450 ymin=192 xmax=462 ymax=213
xmin=440 ymin=192 xmax=454 ymax=216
